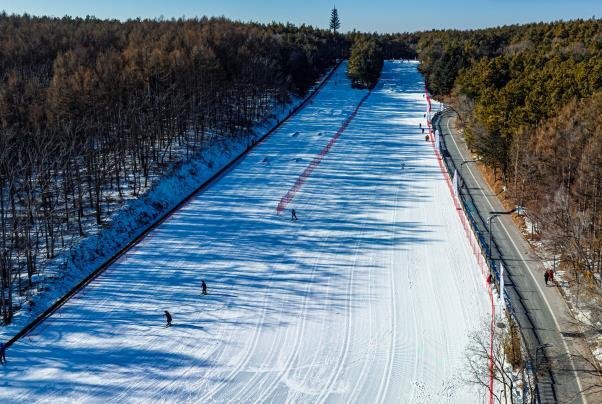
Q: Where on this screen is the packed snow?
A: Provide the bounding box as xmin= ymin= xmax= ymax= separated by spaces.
xmin=0 ymin=61 xmax=491 ymax=403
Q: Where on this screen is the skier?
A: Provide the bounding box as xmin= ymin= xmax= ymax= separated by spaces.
xmin=291 ymin=209 xmax=298 ymax=221
xmin=425 ymin=134 xmax=430 ymax=142
xmin=421 ymin=128 xmax=425 ymax=134
xmin=401 ymin=161 xmax=405 ymax=170
xmin=164 ymin=310 xmax=172 ymax=327
xmin=0 ymin=342 xmax=6 ymax=365
xmin=419 ymin=122 xmax=422 ymax=128
xmin=544 ymin=271 xmax=549 ymax=285
xmin=201 ymin=280 xmax=207 ymax=295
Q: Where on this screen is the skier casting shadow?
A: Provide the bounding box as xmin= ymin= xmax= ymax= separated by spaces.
xmin=164 ymin=310 xmax=172 ymax=327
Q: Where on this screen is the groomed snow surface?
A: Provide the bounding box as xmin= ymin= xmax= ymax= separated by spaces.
xmin=1 ymin=61 xmax=491 ymax=403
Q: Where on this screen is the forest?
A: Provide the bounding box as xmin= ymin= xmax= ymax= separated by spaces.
xmin=0 ymin=13 xmax=343 ymax=324
xmin=1 ymin=12 xmax=600 ymax=327
xmin=414 ymin=19 xmax=602 ymax=289
xmin=347 ymin=35 xmax=384 ymax=88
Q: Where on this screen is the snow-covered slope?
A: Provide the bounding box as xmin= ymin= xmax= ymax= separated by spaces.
xmin=0 ymin=61 xmax=491 ymax=403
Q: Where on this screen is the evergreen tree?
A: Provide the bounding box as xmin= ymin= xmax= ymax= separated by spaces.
xmin=347 ymin=36 xmax=384 ymax=88
xmin=329 ymin=7 xmax=341 ymax=33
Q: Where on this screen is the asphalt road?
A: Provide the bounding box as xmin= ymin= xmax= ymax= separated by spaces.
xmin=434 ymin=109 xmax=598 ymax=404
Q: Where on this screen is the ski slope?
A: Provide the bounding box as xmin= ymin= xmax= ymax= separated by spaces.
xmin=0 ymin=61 xmax=491 ymax=403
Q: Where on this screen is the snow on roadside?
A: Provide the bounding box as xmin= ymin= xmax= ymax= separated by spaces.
xmin=531 ymin=236 xmax=602 ymax=365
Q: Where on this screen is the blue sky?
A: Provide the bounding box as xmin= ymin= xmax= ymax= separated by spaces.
xmin=0 ymin=0 xmax=600 ymax=32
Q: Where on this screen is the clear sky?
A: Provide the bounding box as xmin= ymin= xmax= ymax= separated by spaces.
xmin=1 ymin=0 xmax=600 ymax=33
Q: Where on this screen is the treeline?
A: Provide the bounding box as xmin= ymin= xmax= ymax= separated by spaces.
xmin=416 ymin=19 xmax=602 ymax=281
xmin=0 ymin=13 xmax=342 ymax=324
xmin=347 ymin=35 xmax=384 ymax=89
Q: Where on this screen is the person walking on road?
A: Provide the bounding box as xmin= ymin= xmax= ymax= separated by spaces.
xmin=544 ymin=270 xmax=549 ymax=286
xmin=291 ymin=209 xmax=298 ymax=221
xmin=164 ymin=310 xmax=172 ymax=327
xmin=201 ymin=280 xmax=208 ymax=295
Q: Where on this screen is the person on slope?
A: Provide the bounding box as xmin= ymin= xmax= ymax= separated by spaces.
xmin=164 ymin=310 xmax=172 ymax=327
xmin=291 ymin=209 xmax=298 ymax=221
xmin=0 ymin=342 xmax=6 ymax=365
xmin=201 ymin=280 xmax=208 ymax=295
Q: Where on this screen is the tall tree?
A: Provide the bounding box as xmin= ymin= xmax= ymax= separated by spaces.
xmin=347 ymin=36 xmax=383 ymax=89
xmin=329 ymin=7 xmax=341 ymax=34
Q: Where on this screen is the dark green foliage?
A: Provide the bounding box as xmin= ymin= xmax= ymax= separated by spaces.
xmin=379 ymin=33 xmax=418 ymax=60
xmin=329 ymin=7 xmax=341 ymax=33
xmin=347 ymin=36 xmax=384 ymax=89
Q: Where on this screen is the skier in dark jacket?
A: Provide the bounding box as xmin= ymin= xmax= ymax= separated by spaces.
xmin=291 ymin=209 xmax=298 ymax=221
xmin=164 ymin=310 xmax=172 ymax=327
xmin=201 ymin=280 xmax=207 ymax=295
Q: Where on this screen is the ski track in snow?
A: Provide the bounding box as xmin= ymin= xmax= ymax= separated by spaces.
xmin=0 ymin=61 xmax=491 ymax=403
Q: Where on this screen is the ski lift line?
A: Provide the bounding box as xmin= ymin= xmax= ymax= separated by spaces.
xmin=3 ymin=60 xmax=345 ymax=350
xmin=424 ymin=86 xmax=496 ymax=404
xmin=275 ymin=89 xmax=372 ymax=215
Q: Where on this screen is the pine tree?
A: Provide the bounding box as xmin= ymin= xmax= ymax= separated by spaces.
xmin=347 ymin=36 xmax=384 ymax=89
xmin=329 ymin=7 xmax=340 ymax=34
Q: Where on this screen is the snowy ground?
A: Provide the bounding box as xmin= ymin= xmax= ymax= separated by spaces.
xmin=0 ymin=61 xmax=491 ymax=403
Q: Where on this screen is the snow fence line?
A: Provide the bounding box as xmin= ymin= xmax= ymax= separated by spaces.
xmin=276 ymin=88 xmax=372 ymax=214
xmin=424 ymin=87 xmax=496 ymax=404
xmin=3 ymin=60 xmax=344 ymax=349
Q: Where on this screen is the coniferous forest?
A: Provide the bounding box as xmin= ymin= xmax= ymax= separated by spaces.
xmin=414 ymin=18 xmax=602 ymax=285
xmin=347 ymin=35 xmax=384 ymax=88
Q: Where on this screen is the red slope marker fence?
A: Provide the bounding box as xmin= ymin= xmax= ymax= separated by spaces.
xmin=276 ymin=89 xmax=372 ymax=214
xmin=424 ymin=86 xmax=496 ymax=404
